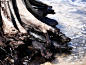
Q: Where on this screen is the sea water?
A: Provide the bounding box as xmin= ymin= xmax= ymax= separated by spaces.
xmin=39 ymin=0 xmax=86 ymax=65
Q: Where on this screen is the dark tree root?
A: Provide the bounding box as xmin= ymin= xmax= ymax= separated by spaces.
xmin=38 ymin=17 xmax=58 ymax=28
xmin=0 ymin=27 xmax=72 ymax=65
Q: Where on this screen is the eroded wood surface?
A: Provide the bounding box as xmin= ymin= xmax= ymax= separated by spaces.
xmin=0 ymin=0 xmax=72 ymax=65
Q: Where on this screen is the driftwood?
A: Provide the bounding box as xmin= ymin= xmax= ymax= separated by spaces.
xmin=16 ymin=0 xmax=56 ymax=33
xmin=24 ymin=0 xmax=58 ymax=27
xmin=1 ymin=1 xmax=18 ymax=35
xmin=0 ymin=0 xmax=72 ymax=65
xmin=24 ymin=0 xmax=44 ymax=17
xmin=24 ymin=0 xmax=55 ymax=17
xmin=8 ymin=0 xmax=27 ymax=34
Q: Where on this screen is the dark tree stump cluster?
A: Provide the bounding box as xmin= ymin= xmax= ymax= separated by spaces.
xmin=0 ymin=0 xmax=72 ymax=65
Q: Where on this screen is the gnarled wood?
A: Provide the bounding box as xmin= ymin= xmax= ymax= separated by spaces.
xmin=1 ymin=1 xmax=18 ymax=35
xmin=0 ymin=0 xmax=72 ymax=64
xmin=24 ymin=0 xmax=44 ymax=17
xmin=16 ymin=0 xmax=55 ymax=33
xmin=8 ymin=0 xmax=27 ymax=34
xmin=24 ymin=0 xmax=55 ymax=17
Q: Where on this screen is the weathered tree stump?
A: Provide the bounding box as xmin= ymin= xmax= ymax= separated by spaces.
xmin=0 ymin=0 xmax=72 ymax=65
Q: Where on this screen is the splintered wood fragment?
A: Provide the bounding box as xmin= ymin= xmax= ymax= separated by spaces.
xmin=16 ymin=0 xmax=55 ymax=33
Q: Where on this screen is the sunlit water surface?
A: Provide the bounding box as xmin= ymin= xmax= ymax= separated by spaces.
xmin=39 ymin=0 xmax=86 ymax=65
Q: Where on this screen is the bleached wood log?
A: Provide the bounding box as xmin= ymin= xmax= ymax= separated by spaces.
xmin=1 ymin=1 xmax=18 ymax=35
xmin=16 ymin=0 xmax=55 ymax=33
xmin=8 ymin=0 xmax=27 ymax=34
